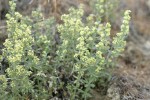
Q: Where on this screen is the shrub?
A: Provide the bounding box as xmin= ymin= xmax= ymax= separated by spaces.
xmin=0 ymin=1 xmax=131 ymax=100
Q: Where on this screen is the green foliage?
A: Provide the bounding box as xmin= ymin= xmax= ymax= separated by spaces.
xmin=0 ymin=1 xmax=131 ymax=100
xmin=1 ymin=1 xmax=34 ymax=99
xmin=57 ymin=5 xmax=131 ymax=99
xmin=90 ymin=0 xmax=119 ymax=22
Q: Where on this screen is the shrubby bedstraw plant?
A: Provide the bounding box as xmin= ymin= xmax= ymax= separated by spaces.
xmin=0 ymin=1 xmax=131 ymax=100
xmin=0 ymin=1 xmax=55 ymax=100
xmin=57 ymin=5 xmax=131 ymax=99
xmin=2 ymin=2 xmax=35 ymax=99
